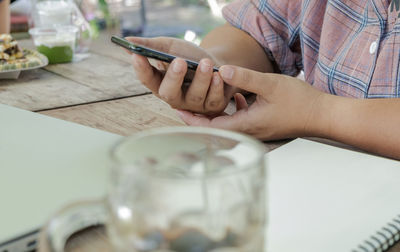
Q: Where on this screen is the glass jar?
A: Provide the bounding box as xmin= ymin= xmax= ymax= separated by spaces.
xmin=40 ymin=127 xmax=268 ymax=252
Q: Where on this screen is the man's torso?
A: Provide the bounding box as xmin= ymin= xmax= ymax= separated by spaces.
xmin=300 ymin=0 xmax=400 ymax=98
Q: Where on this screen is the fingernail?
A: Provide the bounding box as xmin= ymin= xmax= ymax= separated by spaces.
xmin=200 ymin=60 xmax=211 ymax=73
xmin=172 ymin=59 xmax=184 ymax=73
xmin=220 ymin=66 xmax=234 ymax=80
xmin=212 ymin=73 xmax=220 ymax=86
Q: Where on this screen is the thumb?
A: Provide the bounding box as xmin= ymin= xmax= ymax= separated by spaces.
xmin=234 ymin=93 xmax=248 ymax=110
xmin=219 ymin=65 xmax=278 ymax=95
xmin=176 ymin=109 xmax=249 ymax=132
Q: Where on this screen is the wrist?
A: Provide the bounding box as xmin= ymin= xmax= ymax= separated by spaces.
xmin=303 ymin=92 xmax=339 ymax=138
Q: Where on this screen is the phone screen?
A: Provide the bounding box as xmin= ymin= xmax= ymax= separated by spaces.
xmin=111 ymin=35 xmax=219 ymax=72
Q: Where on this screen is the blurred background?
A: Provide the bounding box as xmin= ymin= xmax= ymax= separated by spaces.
xmin=10 ymin=0 xmax=232 ymax=44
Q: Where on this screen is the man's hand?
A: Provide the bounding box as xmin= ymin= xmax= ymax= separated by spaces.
xmin=177 ymin=65 xmax=326 ymax=140
xmin=126 ymin=36 xmax=235 ymax=115
xmin=178 ymin=65 xmax=400 ymax=160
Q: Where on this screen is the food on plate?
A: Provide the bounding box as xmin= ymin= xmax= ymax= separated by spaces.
xmin=0 ymin=34 xmax=47 ymax=72
xmin=0 ymin=34 xmax=24 ymax=62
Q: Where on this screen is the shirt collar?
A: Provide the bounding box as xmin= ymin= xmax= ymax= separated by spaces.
xmin=369 ymin=0 xmax=389 ymax=21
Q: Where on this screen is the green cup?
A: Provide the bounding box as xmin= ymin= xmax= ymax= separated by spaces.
xmin=29 ymin=26 xmax=78 ymax=64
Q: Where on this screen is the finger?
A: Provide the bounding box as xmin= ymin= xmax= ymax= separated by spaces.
xmin=158 ymin=58 xmax=187 ymax=107
xmin=125 ymin=36 xmax=204 ymax=61
xmin=131 ymin=54 xmax=163 ymax=94
xmin=185 ymin=58 xmax=214 ymax=108
xmin=219 ymin=65 xmax=279 ymax=95
xmin=148 ymin=58 xmax=169 ymax=72
xmin=126 ymin=36 xmax=172 ymax=53
xmin=176 ymin=110 xmax=210 ymax=126
xmin=204 ymin=72 xmax=225 ymax=112
xmin=177 ymin=109 xmax=249 ymax=132
xmin=124 ymin=37 xmax=169 ymax=71
xmin=234 ymin=93 xmax=248 ymax=110
xmin=120 ymin=46 xmax=133 ymax=55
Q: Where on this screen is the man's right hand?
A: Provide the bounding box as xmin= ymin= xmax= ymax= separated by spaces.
xmin=126 ymin=36 xmax=235 ymax=115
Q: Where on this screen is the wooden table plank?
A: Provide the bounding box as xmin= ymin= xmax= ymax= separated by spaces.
xmin=0 ymin=66 xmax=149 ymax=111
xmin=0 ymin=39 xmax=149 ymax=111
xmin=40 ymin=94 xmax=185 ymax=136
xmin=0 ymin=69 xmax=104 ymax=111
xmin=40 ymin=93 xmax=289 ymax=151
xmin=43 ymin=52 xmax=148 ymax=97
xmin=91 ymin=30 xmax=133 ymax=64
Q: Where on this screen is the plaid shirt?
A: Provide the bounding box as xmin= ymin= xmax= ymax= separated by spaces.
xmin=222 ymin=0 xmax=400 ymax=98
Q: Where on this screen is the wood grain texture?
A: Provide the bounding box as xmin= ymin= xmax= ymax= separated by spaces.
xmin=0 ymin=69 xmax=105 ymax=111
xmin=38 ymin=93 xmax=292 ymax=151
xmin=90 ymin=30 xmax=133 ymax=64
xmin=0 ymin=40 xmax=149 ymax=111
xmin=0 ymin=66 xmax=149 ymax=111
xmin=43 ymin=52 xmax=148 ymax=97
xmin=38 ymin=93 xmax=288 ymax=152
xmin=40 ymin=94 xmax=185 ymax=136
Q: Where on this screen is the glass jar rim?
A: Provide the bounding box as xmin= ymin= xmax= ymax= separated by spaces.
xmin=29 ymin=25 xmax=78 ymax=36
xmin=110 ymin=126 xmax=266 ymax=179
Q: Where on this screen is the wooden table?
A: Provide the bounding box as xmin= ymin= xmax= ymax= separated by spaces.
xmin=1 ymin=32 xmax=399 ymax=252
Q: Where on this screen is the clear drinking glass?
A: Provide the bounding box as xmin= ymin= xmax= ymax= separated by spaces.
xmin=29 ymin=26 xmax=78 ymax=64
xmin=32 ymin=0 xmax=74 ymax=27
xmin=31 ymin=0 xmax=93 ymax=54
xmin=40 ymin=127 xmax=267 ymax=252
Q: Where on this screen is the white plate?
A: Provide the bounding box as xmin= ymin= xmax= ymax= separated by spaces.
xmin=0 ymin=49 xmax=49 ymax=80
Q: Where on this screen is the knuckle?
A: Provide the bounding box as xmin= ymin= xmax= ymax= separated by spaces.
xmin=161 ymin=95 xmax=175 ymax=104
xmin=205 ymin=99 xmax=225 ymax=112
xmin=159 ymin=92 xmax=177 ymax=104
xmin=206 ymin=99 xmax=221 ymax=109
xmin=169 ymin=103 xmax=180 ymax=110
xmin=186 ymin=95 xmax=204 ymax=104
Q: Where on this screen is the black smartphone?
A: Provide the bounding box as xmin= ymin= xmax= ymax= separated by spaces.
xmin=111 ymin=35 xmax=219 ymax=72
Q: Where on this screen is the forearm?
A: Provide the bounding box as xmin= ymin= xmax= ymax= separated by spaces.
xmin=313 ymin=95 xmax=400 ymax=159
xmin=200 ymin=23 xmax=274 ymax=73
xmin=0 ymin=0 xmax=10 ymax=34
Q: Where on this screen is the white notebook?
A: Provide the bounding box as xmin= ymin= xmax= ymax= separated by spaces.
xmin=266 ymin=139 xmax=400 ymax=252
xmin=0 ymin=104 xmax=121 ymax=246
